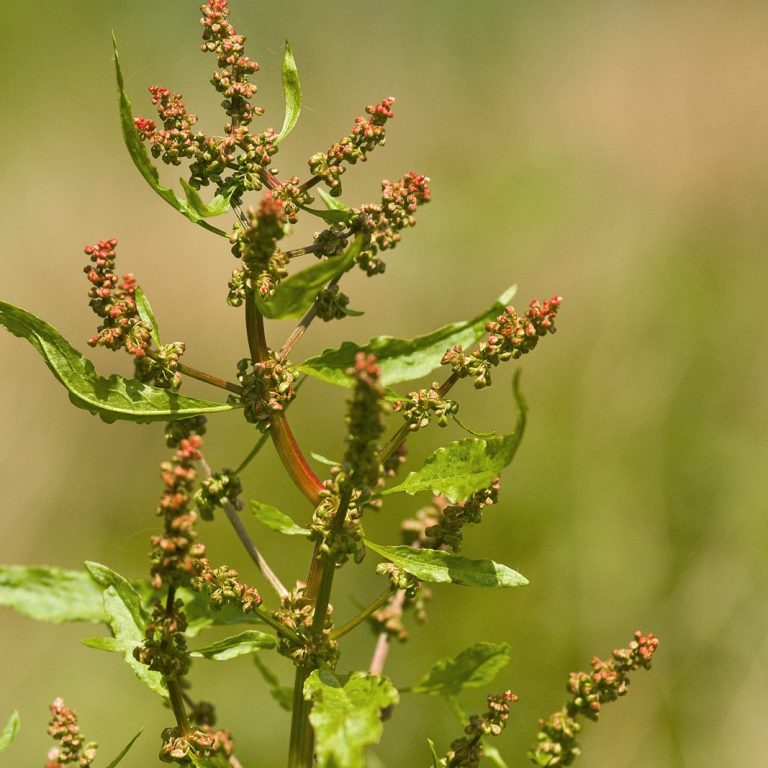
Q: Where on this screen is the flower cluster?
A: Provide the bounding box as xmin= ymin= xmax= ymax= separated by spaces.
xmin=308 ymin=98 xmax=395 ymax=195
xmin=342 ymin=353 xmax=387 ymax=496
xmin=369 ymin=582 xmax=431 ymax=643
xmin=229 ymin=193 xmax=290 ymax=301
xmin=315 ymin=283 xmax=352 ymax=321
xmin=194 ymin=469 xmax=242 ymax=520
xmin=83 ymin=239 xmax=148 ymax=354
xmin=395 ymin=382 xmax=458 ymax=431
xmin=134 ymin=599 xmax=191 ymax=680
xmin=192 ymin=559 xmax=262 ymax=613
xmin=442 ymin=296 xmax=562 ymax=388
xmin=150 ymin=430 xmax=207 ymax=590
xmin=159 ymin=725 xmax=234 ymax=765
xmin=135 ymin=1 xmax=277 ymax=201
xmin=352 ymin=172 xmax=432 ymax=275
xmin=45 ymin=699 xmax=97 ymax=768
xmin=235 ymin=354 xmax=297 ymax=429
xmin=135 ymin=341 xmax=186 ymax=391
xmin=529 ymin=632 xmax=660 ymax=766
xmin=272 ymin=583 xmax=338 ymax=668
xmin=443 ymin=691 xmax=518 ymax=768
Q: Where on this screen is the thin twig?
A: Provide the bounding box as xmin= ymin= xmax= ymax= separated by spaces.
xmin=176 ymin=362 xmax=243 ymax=395
xmin=330 ymin=587 xmax=395 ymax=641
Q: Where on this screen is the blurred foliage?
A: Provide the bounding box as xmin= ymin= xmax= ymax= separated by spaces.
xmin=1 ymin=1 xmax=767 ymax=766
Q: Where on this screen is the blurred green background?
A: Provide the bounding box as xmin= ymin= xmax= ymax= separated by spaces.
xmin=2 ymin=1 xmax=767 ymax=765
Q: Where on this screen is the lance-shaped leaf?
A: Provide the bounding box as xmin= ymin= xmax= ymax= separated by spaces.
xmin=0 ymin=301 xmax=238 ymax=423
xmin=427 ymin=739 xmax=444 ymax=768
xmin=0 ymin=566 xmax=106 ymax=624
xmin=299 ymin=285 xmax=517 ymax=388
xmin=301 ymin=188 xmax=354 ymax=225
xmin=112 ymin=36 xmax=226 ymax=237
xmin=382 ymin=372 xmax=527 ymax=502
xmin=82 ymin=585 xmax=167 ymax=697
xmin=85 ymin=562 xmax=148 ymax=628
xmin=0 ymin=711 xmax=20 ymax=752
xmin=276 ymin=40 xmax=301 ymax=143
xmin=255 ymin=236 xmax=364 ymax=319
xmin=190 ymin=630 xmax=276 ymax=661
xmin=364 ymin=541 xmax=528 ymax=589
xmin=104 ymin=729 xmax=143 ymax=768
xmin=250 ymin=500 xmax=310 ymax=536
xmin=306 ymin=670 xmax=399 ymax=768
xmin=405 ymin=642 xmax=512 ymax=696
xmin=134 ymin=287 xmax=162 ymax=347
xmin=484 ymin=745 xmax=510 ymax=768
xmin=254 ymin=657 xmax=294 ymax=711
xmin=179 ymin=178 xmax=236 ymax=219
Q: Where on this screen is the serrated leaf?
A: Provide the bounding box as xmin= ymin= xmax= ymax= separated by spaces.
xmin=427 ymin=738 xmax=444 ymax=767
xmin=0 ymin=566 xmax=106 ymax=624
xmin=254 ymin=656 xmax=294 ymax=711
xmin=179 ymin=178 xmax=236 ymax=218
xmin=306 ymin=670 xmax=399 ymax=768
xmin=382 ymin=373 xmax=527 ymax=502
xmin=85 ymin=561 xmax=148 ymax=628
xmin=255 ymin=236 xmax=363 ymax=319
xmin=87 ymin=585 xmax=167 ymax=697
xmin=250 ymin=500 xmax=310 ymax=536
xmin=0 ymin=301 xmax=238 ymax=423
xmin=104 ymin=729 xmax=143 ymax=768
xmin=190 ymin=630 xmax=276 ymax=660
xmin=134 ymin=287 xmax=161 ymax=347
xmin=406 ymin=642 xmax=512 ymax=696
xmin=112 ymin=36 xmax=227 ymax=237
xmin=299 ymin=285 xmax=517 ymax=388
xmin=363 ymin=541 xmax=528 ymax=589
xmin=0 ymin=711 xmax=20 ymax=752
xmin=276 ymin=40 xmax=301 ymax=143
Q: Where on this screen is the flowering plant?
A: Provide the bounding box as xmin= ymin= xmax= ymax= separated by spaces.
xmin=0 ymin=3 xmax=657 ymax=766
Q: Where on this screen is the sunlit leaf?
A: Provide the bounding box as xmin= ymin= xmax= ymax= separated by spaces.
xmin=299 ymin=286 xmax=517 ymax=388
xmin=250 ymin=500 xmax=310 ymax=536
xmin=306 ymin=669 xmax=399 ymax=768
xmin=405 ymin=642 xmax=512 ymax=696
xmin=0 ymin=301 xmax=238 ymax=423
xmin=0 ymin=711 xmax=20 ymax=752
xmin=134 ymin=287 xmax=161 ymax=347
xmin=0 ymin=566 xmax=106 ymax=624
xmin=112 ymin=36 xmax=227 ymax=237
xmin=255 ymin=236 xmax=363 ymax=319
xmin=276 ymin=40 xmax=301 ymax=143
xmin=190 ymin=630 xmax=276 ymax=661
xmin=179 ymin=178 xmax=236 ymax=218
xmin=382 ymin=372 xmax=526 ymax=502
xmin=364 ymin=541 xmax=528 ymax=589
xmin=85 ymin=562 xmax=149 ymax=628
xmin=104 ymin=729 xmax=143 ymax=767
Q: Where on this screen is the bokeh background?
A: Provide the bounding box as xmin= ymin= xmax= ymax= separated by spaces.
xmin=2 ymin=1 xmax=767 ymax=765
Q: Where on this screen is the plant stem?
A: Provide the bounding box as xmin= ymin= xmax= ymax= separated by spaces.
xmin=176 ymin=362 xmax=243 ymax=395
xmin=164 ymin=586 xmax=191 ymax=735
xmin=245 ymin=294 xmax=323 ymax=505
xmin=330 ymin=587 xmax=395 ymax=641
xmin=288 ymin=666 xmax=314 ymax=767
xmin=299 ymin=174 xmax=322 ymax=194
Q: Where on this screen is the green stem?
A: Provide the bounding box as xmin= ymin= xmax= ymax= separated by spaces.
xmin=330 ymin=587 xmax=395 ymax=641
xmin=288 ymin=666 xmax=314 ymax=767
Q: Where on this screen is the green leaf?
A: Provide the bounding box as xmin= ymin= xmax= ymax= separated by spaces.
xmin=427 ymin=738 xmax=444 ymax=768
xmin=190 ymin=630 xmax=276 ymax=660
xmin=306 ymin=669 xmax=399 ymax=768
xmin=84 ymin=562 xmax=148 ymax=628
xmin=276 ymin=40 xmax=301 ymax=143
xmin=300 ymin=188 xmax=354 ymax=224
xmin=484 ymin=745 xmax=510 ymax=768
xmin=299 ymin=285 xmax=517 ymax=388
xmin=382 ymin=372 xmax=527 ymax=502
xmin=254 ymin=656 xmax=294 ymax=711
xmin=255 ymin=236 xmax=364 ymax=319
xmin=134 ymin=287 xmax=162 ymax=347
xmin=0 ymin=300 xmax=238 ymax=423
xmin=112 ymin=36 xmax=226 ymax=237
xmin=104 ymin=729 xmax=143 ymax=768
xmin=0 ymin=566 xmax=106 ymax=623
xmin=0 ymin=711 xmax=20 ymax=753
xmin=85 ymin=585 xmax=167 ymax=697
xmin=316 ymin=188 xmax=352 ymax=212
xmin=363 ymin=541 xmax=528 ymax=589
xmin=311 ymin=452 xmax=340 ymax=467
xmin=405 ymin=642 xmax=512 ymax=696
xmin=179 ymin=587 xmax=264 ymax=638
xmin=179 ymin=178 xmax=236 ymax=218
xmin=250 ymin=500 xmax=310 ymax=536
